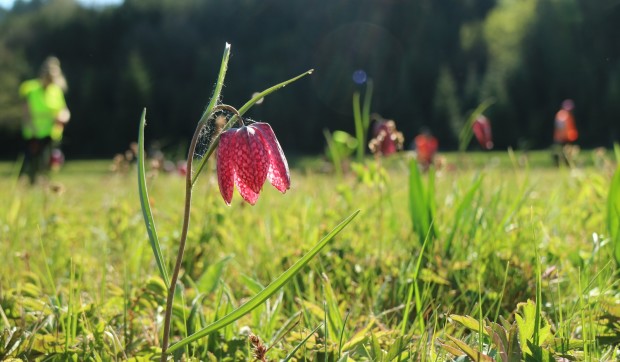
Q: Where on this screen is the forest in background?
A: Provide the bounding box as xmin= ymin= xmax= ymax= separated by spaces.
xmin=0 ymin=0 xmax=619 ymax=159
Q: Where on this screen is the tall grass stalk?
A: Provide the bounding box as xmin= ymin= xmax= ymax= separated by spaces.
xmin=352 ymin=80 xmax=373 ymax=162
xmin=608 ymin=143 xmax=620 ymax=266
xmin=323 ymin=129 xmax=344 ymax=180
xmin=401 ymin=222 xmax=433 ymax=336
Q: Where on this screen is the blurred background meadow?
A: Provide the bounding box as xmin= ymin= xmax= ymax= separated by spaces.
xmin=0 ymin=0 xmax=620 ymax=361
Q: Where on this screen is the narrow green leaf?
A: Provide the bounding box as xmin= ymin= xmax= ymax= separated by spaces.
xmin=408 ymin=159 xmax=436 ymax=245
xmin=608 ymin=145 xmax=620 ymax=266
xmin=440 ymin=341 xmax=467 ymax=359
xmin=534 ymin=250 xmax=542 ymax=346
xmin=324 ymin=301 xmax=329 ymax=362
xmin=198 ymin=43 xmax=231 ymax=126
xmin=401 ymin=223 xmax=433 ymax=335
xmin=385 ymin=336 xmax=407 ymax=362
xmin=186 ymin=293 xmax=208 ymax=337
xmin=188 ymin=43 xmax=231 ymax=184
xmin=507 ymin=321 xmax=522 ymax=360
xmin=486 ymin=323 xmax=509 ymax=362
xmin=369 ymin=332 xmax=382 ymax=360
xmin=166 ymin=210 xmax=360 ymax=353
xmin=444 ymin=175 xmax=483 ymax=255
xmin=361 ymin=80 xmax=373 ymax=131
xmin=192 ymin=69 xmax=314 ymax=185
xmin=138 ymin=108 xmax=170 ymax=288
xmin=446 ymin=335 xmax=494 ymax=362
xmin=240 ymin=274 xmax=266 ymax=295
xmin=450 ymin=315 xmax=488 ymax=335
xmin=426 ymin=166 xmax=438 ymax=238
xmin=408 ymin=158 xmax=426 ymax=237
xmin=196 ymin=255 xmax=233 ymax=294
xmin=352 ymin=91 xmax=364 ymax=162
xmin=324 ymin=129 xmax=343 ymax=180
xmin=322 ymin=275 xmax=344 ymax=339
xmin=338 ymin=311 xmax=350 ymax=359
xmin=238 ymin=69 xmax=313 ymax=116
xmin=525 ymin=341 xmax=555 ymax=362
xmin=282 ymin=323 xmax=323 ymax=362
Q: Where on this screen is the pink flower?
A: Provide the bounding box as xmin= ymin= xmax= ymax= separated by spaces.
xmin=369 ymin=120 xmax=404 ymax=156
xmin=472 ymin=115 xmax=493 ymax=150
xmin=216 ymin=122 xmax=290 ymax=205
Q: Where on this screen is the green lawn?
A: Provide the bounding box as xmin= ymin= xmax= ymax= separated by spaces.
xmin=0 ymin=149 xmax=618 ymax=361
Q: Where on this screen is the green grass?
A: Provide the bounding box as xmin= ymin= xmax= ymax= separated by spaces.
xmin=0 ymin=149 xmax=618 ymax=361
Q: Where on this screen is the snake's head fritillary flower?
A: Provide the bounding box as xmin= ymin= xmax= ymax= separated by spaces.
xmin=473 ymin=115 xmax=493 ymax=150
xmin=369 ymin=120 xmax=404 ymax=156
xmin=216 ymin=122 xmax=290 ymax=205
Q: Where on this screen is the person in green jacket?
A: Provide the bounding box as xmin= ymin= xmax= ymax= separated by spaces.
xmin=19 ymin=56 xmax=70 ymax=184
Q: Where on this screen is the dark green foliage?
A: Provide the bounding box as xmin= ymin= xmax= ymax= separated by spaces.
xmin=0 ymin=0 xmax=618 ymax=158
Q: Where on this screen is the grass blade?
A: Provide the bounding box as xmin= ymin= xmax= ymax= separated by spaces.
xmin=188 ymin=42 xmax=231 ymax=185
xmin=353 ymin=91 xmax=364 ymax=162
xmin=138 ymin=108 xmax=170 ymax=288
xmin=408 ymin=159 xmax=437 ymax=245
xmin=324 ymin=129 xmax=344 ymax=180
xmin=282 ymin=323 xmax=324 ymax=362
xmin=361 ymin=79 xmax=373 ymax=131
xmin=401 ymin=222 xmax=433 ymax=335
xmin=608 ymin=143 xmax=620 ymax=266
xmin=444 ymin=175 xmax=483 ymax=255
xmin=166 ymin=210 xmax=360 ymax=353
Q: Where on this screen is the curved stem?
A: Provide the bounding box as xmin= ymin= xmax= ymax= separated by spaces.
xmin=159 ymin=104 xmax=241 ymax=360
xmin=160 ymin=120 xmax=207 ymax=361
xmin=197 ymin=104 xmax=243 ymax=130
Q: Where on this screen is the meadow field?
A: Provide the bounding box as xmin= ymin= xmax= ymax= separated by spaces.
xmin=0 ymin=149 xmax=619 ymax=361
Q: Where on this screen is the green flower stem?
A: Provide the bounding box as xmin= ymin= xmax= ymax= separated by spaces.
xmin=160 ymin=43 xmax=231 ymax=362
xmin=161 ymin=103 xmax=240 ymax=360
xmin=160 ymin=120 xmax=207 ymax=361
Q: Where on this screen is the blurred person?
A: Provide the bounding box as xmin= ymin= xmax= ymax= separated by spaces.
xmin=553 ymin=99 xmax=578 ymax=166
xmin=472 ymin=115 xmax=493 ymax=150
xmin=413 ymin=128 xmax=438 ymax=170
xmin=19 ymin=56 xmax=70 ymax=184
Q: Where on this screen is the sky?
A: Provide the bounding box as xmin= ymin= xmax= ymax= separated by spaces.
xmin=0 ymin=0 xmax=123 ymax=9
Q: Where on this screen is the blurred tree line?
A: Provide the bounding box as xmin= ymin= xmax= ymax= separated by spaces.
xmin=0 ymin=0 xmax=618 ymax=159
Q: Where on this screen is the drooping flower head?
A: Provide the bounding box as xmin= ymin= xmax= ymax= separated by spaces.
xmin=216 ymin=122 xmax=290 ymax=205
xmin=472 ymin=115 xmax=493 ymax=150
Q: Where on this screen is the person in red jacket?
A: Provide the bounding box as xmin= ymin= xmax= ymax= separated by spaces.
xmin=414 ymin=128 xmax=438 ymax=170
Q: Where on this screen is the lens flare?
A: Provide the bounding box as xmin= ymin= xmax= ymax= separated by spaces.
xmin=352 ymin=69 xmax=367 ymax=85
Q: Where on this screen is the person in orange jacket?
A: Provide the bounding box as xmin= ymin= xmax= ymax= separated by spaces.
xmin=553 ymin=99 xmax=578 ymax=166
xmin=413 ymin=128 xmax=438 ymax=170
xmin=554 ymin=99 xmax=578 ymax=144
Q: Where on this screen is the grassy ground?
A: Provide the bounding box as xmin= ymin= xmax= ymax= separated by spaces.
xmin=0 ymin=149 xmax=618 ymax=361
